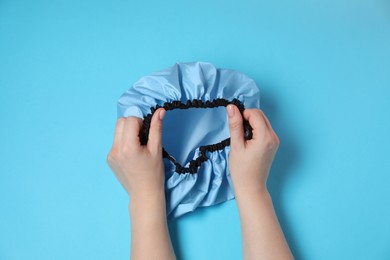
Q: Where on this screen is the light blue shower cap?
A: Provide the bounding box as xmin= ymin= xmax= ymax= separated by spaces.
xmin=117 ymin=62 xmax=260 ymax=219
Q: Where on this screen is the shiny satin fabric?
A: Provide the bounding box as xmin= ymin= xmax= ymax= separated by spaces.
xmin=117 ymin=62 xmax=260 ymax=219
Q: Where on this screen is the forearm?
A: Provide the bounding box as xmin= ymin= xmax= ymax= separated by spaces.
xmin=235 ymin=187 xmax=293 ymax=260
xmin=129 ymin=189 xmax=176 ymax=260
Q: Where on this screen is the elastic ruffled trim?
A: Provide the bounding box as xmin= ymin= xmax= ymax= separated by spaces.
xmin=165 ymin=148 xmax=235 ymax=219
xmin=140 ymin=98 xmax=253 ymax=174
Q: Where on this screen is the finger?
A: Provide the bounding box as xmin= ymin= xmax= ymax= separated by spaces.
xmin=243 ymin=109 xmax=268 ymax=140
xmin=259 ymin=110 xmax=273 ymax=131
xmin=148 ymin=108 xmax=165 ymax=153
xmin=113 ymin=117 xmax=125 ymax=146
xmin=123 ymin=116 xmax=143 ymax=149
xmin=260 ymin=110 xmax=279 ymax=140
xmin=227 ymin=104 xmax=245 ymax=150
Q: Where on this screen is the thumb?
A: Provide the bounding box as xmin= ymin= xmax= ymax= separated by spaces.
xmin=227 ymin=104 xmax=245 ymax=150
xmin=148 ymin=108 xmax=165 ymax=153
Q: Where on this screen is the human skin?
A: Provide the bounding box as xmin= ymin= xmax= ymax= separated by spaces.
xmin=106 ymin=105 xmax=293 ymax=260
xmin=106 ymin=108 xmax=176 ymax=260
xmin=227 ymin=104 xmax=294 ymax=260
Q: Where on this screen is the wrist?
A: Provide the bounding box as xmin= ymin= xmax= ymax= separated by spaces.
xmin=232 ymin=178 xmax=268 ymax=196
xmin=129 ymin=188 xmax=166 ymax=214
xmin=234 ymin=184 xmax=270 ymax=205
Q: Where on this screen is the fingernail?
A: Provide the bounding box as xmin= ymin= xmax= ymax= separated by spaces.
xmin=159 ymin=109 xmax=166 ymax=120
xmin=227 ymin=105 xmax=235 ymax=118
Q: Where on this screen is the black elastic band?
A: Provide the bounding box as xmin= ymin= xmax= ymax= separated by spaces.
xmin=140 ymin=98 xmax=252 ymax=174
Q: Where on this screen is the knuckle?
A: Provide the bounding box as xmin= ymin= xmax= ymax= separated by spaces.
xmin=108 ymin=147 xmax=117 ymax=157
xmin=106 ymin=149 xmax=118 ymax=164
xmin=268 ymin=136 xmax=280 ymax=150
xmin=263 ymin=134 xmax=278 ymax=150
xmin=264 ymin=137 xmax=273 ymax=148
xmin=274 ymin=134 xmax=280 ymax=147
xmin=254 ymin=109 xmax=263 ymax=118
xmin=255 ymin=109 xmax=263 ymax=115
xmin=248 ymin=108 xmax=260 ymax=115
xmin=106 ymin=153 xmax=112 ymax=164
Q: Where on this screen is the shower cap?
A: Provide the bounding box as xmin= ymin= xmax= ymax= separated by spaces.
xmin=118 ymin=62 xmax=260 ymax=219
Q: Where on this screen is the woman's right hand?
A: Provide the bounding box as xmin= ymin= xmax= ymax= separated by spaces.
xmin=226 ymin=105 xmax=293 ymax=260
xmin=226 ymin=104 xmax=280 ymax=196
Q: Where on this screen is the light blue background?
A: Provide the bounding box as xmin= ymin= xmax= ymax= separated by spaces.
xmin=1 ymin=0 xmax=389 ymax=259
